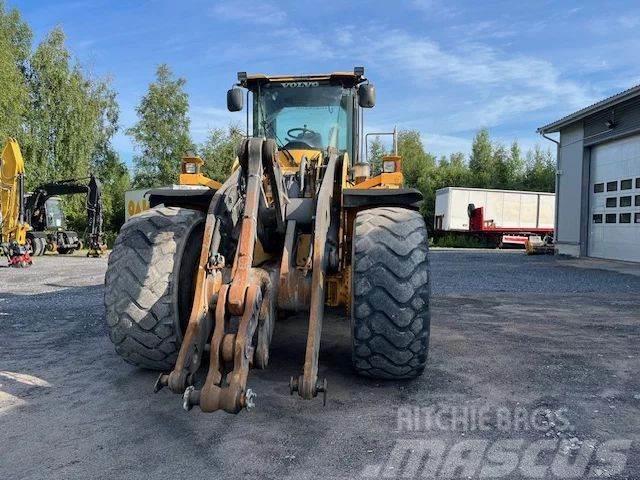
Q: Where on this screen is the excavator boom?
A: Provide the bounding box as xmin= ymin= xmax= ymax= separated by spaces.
xmin=0 ymin=139 xmax=32 ymax=267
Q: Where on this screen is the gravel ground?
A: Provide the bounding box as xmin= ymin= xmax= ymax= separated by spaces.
xmin=1 ymin=250 xmax=639 ymax=479
xmin=430 ymin=249 xmax=640 ymax=294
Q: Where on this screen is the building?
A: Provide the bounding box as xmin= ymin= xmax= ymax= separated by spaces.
xmin=538 ymin=85 xmax=640 ymax=263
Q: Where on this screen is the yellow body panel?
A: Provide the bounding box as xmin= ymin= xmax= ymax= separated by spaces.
xmin=178 ymin=155 xmax=223 ymax=190
xmin=179 ymin=172 xmax=222 ymax=190
xmin=0 ymin=139 xmax=29 ymax=245
xmin=351 ymin=171 xmax=404 ymax=189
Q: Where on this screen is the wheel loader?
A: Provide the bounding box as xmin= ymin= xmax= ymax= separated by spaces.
xmin=104 ymin=68 xmax=431 ymax=414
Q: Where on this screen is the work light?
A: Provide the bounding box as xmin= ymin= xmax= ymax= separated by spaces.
xmin=383 ymin=160 xmax=396 ymax=173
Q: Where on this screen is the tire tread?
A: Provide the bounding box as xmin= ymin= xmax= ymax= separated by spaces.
xmin=104 ymin=206 xmax=203 ymax=370
xmin=351 ymin=207 xmax=430 ymax=379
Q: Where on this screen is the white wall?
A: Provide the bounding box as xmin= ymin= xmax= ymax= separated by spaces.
xmin=555 ymin=123 xmax=585 ymax=256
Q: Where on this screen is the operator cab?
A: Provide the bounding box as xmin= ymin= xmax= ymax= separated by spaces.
xmin=227 ymin=68 xmax=375 ymax=170
xmin=24 ymin=194 xmax=65 ymax=230
xmin=44 ymin=197 xmax=65 ymax=229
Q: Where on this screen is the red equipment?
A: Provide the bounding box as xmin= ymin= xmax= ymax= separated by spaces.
xmin=468 ymin=205 xmax=553 ymax=248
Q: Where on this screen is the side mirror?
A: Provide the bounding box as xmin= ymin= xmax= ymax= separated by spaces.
xmin=227 ymin=87 xmax=244 ymax=112
xmin=358 ymin=84 xmax=376 ymax=108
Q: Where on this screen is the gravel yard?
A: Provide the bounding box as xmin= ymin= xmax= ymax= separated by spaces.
xmin=1 ymin=250 xmax=639 ymax=479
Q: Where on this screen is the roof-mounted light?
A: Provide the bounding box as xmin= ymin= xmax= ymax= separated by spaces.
xmin=354 ymin=66 xmax=365 ymax=76
xmin=237 ymin=71 xmax=248 ymax=82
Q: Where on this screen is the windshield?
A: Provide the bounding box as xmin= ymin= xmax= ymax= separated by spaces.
xmin=45 ymin=198 xmax=65 ymax=228
xmin=254 ymin=83 xmax=354 ymax=155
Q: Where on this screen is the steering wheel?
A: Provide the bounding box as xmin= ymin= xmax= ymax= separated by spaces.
xmin=286 ymin=127 xmax=317 ymax=141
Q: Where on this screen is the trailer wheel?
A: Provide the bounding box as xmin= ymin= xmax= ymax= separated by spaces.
xmin=104 ymin=206 xmax=204 ymax=370
xmin=351 ymin=207 xmax=431 ymax=379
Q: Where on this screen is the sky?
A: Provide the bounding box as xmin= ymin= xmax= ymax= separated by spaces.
xmin=11 ymin=0 xmax=640 ymax=165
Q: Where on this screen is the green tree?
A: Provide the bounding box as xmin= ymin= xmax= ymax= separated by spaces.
xmin=0 ymin=2 xmax=30 ymax=140
xmin=493 ymin=142 xmax=524 ymax=190
xmin=23 ymin=28 xmax=103 ymax=185
xmin=367 ymin=135 xmax=386 ymax=176
xmin=90 ymin=79 xmax=120 ymax=169
xmin=90 ymin=81 xmax=130 ymax=239
xmin=0 ymin=6 xmax=125 ymax=241
xmin=0 ymin=1 xmax=31 ymax=68
xmin=507 ymin=141 xmax=524 ymax=188
xmin=199 ymin=125 xmax=244 ymax=182
xmin=95 ymin=150 xmax=130 ymax=243
xmin=468 ymin=128 xmax=494 ymax=188
xmin=397 ymin=129 xmax=435 ymax=187
xmin=0 ymin=28 xmax=26 ymax=140
xmin=127 ymin=64 xmax=193 ymax=187
xmin=438 ymin=152 xmax=470 ymax=188
xmin=523 ymin=145 xmax=556 ymax=192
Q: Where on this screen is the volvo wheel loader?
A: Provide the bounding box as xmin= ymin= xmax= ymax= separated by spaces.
xmin=104 ymin=68 xmax=431 ymax=414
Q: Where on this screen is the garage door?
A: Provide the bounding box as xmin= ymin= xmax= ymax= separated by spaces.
xmin=589 ymin=134 xmax=640 ymax=262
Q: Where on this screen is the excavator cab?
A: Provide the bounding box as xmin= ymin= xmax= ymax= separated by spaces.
xmin=44 ymin=197 xmax=65 ymax=229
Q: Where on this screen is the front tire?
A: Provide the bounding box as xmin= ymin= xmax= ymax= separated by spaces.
xmin=351 ymin=207 xmax=431 ymax=379
xmin=104 ymin=206 xmax=204 ymax=370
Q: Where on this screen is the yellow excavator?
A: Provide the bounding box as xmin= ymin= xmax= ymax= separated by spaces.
xmin=104 ymin=68 xmax=431 ymax=414
xmin=0 ymin=139 xmax=32 ymax=267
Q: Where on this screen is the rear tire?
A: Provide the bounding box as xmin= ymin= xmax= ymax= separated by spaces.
xmin=35 ymin=237 xmax=46 ymax=256
xmin=104 ymin=206 xmax=204 ymax=370
xmin=351 ymin=207 xmax=431 ymax=379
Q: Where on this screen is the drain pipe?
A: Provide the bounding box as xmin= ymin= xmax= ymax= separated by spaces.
xmin=539 ymin=130 xmax=561 ymax=246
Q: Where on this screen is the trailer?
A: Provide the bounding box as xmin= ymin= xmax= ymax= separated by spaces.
xmin=434 ymin=187 xmax=555 ymax=247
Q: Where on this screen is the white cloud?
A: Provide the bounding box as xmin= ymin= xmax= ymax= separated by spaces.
xmin=351 ymin=30 xmax=596 ymax=134
xmin=269 ymin=27 xmax=334 ymax=60
xmin=210 ymin=1 xmax=286 ymax=26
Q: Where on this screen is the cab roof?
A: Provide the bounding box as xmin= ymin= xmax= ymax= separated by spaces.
xmin=239 ymin=71 xmax=366 ymax=89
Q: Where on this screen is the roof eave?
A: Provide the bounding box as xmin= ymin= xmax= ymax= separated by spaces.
xmin=537 ymin=84 xmax=640 ymax=134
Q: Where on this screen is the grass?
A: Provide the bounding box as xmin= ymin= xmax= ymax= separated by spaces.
xmin=431 ymin=233 xmax=493 ymax=248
